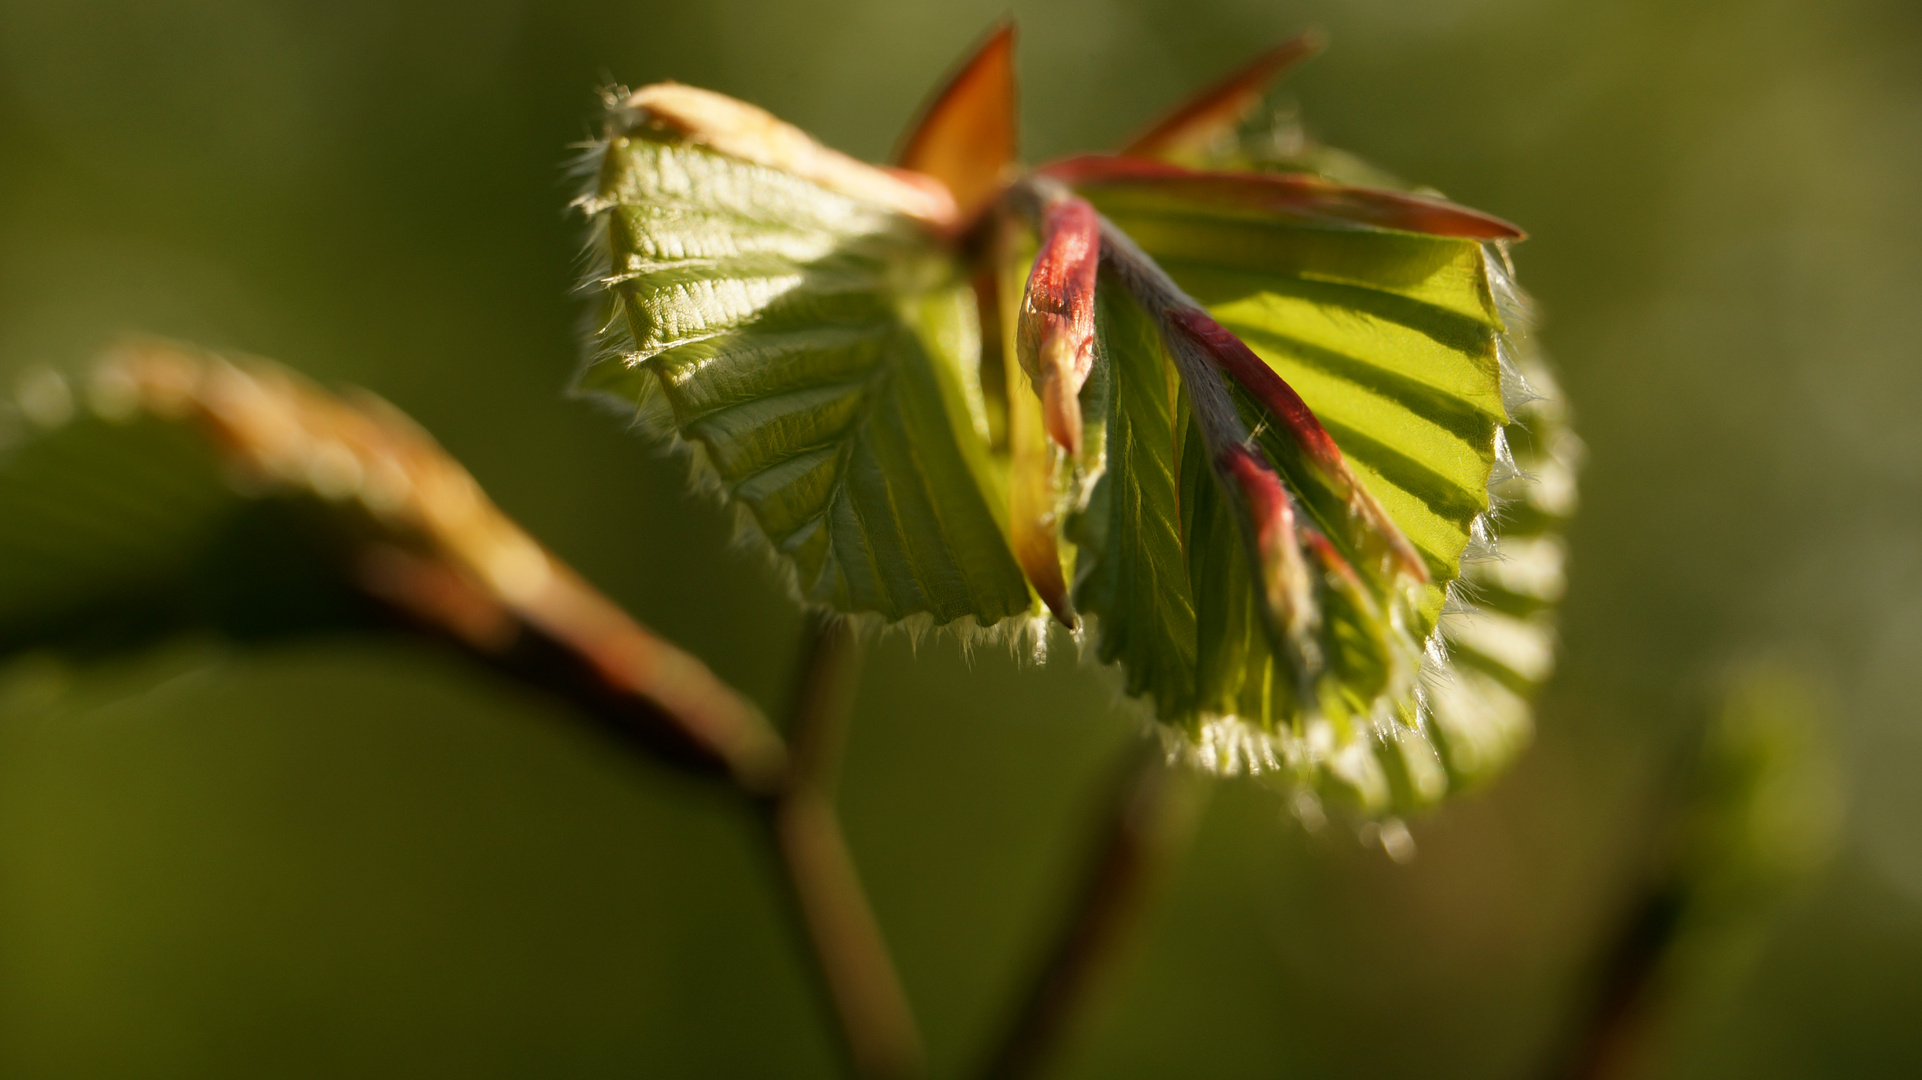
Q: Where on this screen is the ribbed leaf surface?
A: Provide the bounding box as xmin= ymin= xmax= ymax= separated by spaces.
xmin=1076 ymin=188 xmax=1506 ymax=639
xmin=571 ymin=81 xmax=1576 ymax=814
xmin=1069 ymin=281 xmax=1197 ymax=711
xmin=1066 ymin=183 xmax=1574 ymax=811
xmin=580 ymin=128 xmax=1031 ymax=626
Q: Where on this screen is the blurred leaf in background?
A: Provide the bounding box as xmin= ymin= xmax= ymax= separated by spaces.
xmin=3 ymin=0 xmax=1922 ymax=1077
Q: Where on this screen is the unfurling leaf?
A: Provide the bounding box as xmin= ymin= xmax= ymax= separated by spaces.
xmin=577 ymin=27 xmax=1578 ymax=813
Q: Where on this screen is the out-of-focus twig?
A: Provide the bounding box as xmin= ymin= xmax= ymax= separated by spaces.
xmin=768 ymin=612 xmax=927 ymax=1080
xmin=1539 ymin=879 xmax=1684 ymax=1080
xmin=982 ymin=739 xmax=1202 ymax=1080
xmin=103 ymin=340 xmax=789 ymax=790
xmin=1540 ymin=666 xmax=1839 ymax=1080
xmin=94 ymin=343 xmax=925 ymax=1079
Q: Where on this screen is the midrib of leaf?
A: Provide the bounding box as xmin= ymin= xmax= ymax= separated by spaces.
xmin=1071 ymin=279 xmax=1198 ymax=716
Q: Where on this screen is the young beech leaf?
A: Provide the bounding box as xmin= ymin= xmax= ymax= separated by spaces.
xmin=578 ymin=84 xmax=1032 ymax=629
xmin=578 ymin=29 xmax=1577 ymax=815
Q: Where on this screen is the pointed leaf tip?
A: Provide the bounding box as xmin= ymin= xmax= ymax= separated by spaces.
xmin=895 ymin=21 xmax=1018 ymax=222
xmin=1122 ymin=30 xmax=1326 ymax=161
xmin=1017 ymin=195 xmax=1100 ymax=457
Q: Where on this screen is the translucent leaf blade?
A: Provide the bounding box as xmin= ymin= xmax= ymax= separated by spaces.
xmin=1055 ymin=160 xmax=1572 ymax=814
xmin=582 ymin=106 xmax=1032 ymax=627
xmin=895 ymin=22 xmax=1019 ymax=223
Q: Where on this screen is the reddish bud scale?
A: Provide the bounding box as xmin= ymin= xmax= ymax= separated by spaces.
xmin=1017 ymin=196 xmax=1102 ymax=456
xmin=1299 ymin=526 xmax=1399 ymax=684
xmin=1039 ymin=155 xmax=1525 ymax=241
xmin=1170 ymin=306 xmax=1429 ymax=584
xmin=893 ymin=22 xmax=1018 ymax=225
xmin=1298 ymin=528 xmax=1363 ymax=593
xmin=1220 ymin=444 xmax=1315 ymax=647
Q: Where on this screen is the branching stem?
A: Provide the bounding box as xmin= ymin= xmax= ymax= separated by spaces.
xmin=378 ymin=554 xmax=922 ymax=1079
xmin=767 ymin=612 xmax=927 ymax=1080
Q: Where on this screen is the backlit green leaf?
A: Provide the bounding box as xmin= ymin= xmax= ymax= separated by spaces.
xmin=573 ymin=78 xmax=1575 ymax=815
xmin=1062 ymin=172 xmax=1574 ymax=813
xmin=578 ymin=103 xmax=1032 ymax=628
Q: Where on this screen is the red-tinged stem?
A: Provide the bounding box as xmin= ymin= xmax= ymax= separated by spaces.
xmin=1167 ymin=308 xmax=1343 ymax=469
xmin=1038 ymin=155 xmax=1525 ymax=241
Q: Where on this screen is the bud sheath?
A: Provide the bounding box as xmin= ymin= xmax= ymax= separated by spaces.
xmin=1219 ymin=444 xmax=1318 ymax=668
xmin=1016 ymin=196 xmax=1101 ymax=457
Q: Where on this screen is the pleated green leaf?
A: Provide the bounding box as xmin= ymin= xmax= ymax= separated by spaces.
xmin=571 ymin=80 xmax=1575 ymax=815
xmin=1079 ymin=191 xmax=1504 ymax=623
xmin=578 ymin=121 xmax=1032 ymax=627
xmin=1066 ymin=180 xmax=1575 ymax=814
xmin=1068 ymin=279 xmax=1197 ymax=712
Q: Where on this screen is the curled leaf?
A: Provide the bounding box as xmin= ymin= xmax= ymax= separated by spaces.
xmin=1 ymin=343 xmax=785 ymax=788
xmin=623 ymin=82 xmax=958 ymax=227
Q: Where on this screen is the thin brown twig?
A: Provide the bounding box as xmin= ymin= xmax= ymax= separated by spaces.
xmin=93 ymin=343 xmax=923 ymax=1079
xmin=1538 ymin=883 xmax=1683 ymax=1080
xmin=981 ymin=738 xmax=1203 ymax=1080
xmin=768 ymin=612 xmax=927 ymax=1080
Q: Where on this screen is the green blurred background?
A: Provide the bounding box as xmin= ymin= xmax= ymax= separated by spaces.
xmin=2 ymin=0 xmax=1920 ymax=1075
